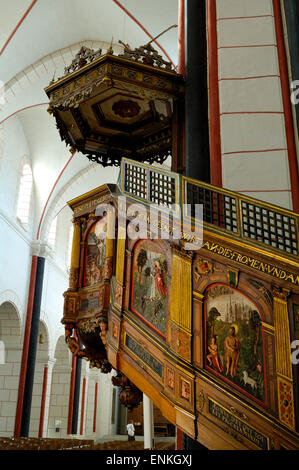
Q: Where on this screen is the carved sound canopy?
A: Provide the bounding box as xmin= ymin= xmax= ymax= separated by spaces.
xmin=45 ymin=43 xmax=184 ymax=167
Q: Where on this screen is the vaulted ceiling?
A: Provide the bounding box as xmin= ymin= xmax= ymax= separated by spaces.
xmin=0 ymin=0 xmax=179 ymax=237
xmin=1 ymin=0 xmax=179 ymax=83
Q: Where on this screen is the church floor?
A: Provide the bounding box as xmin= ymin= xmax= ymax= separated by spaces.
xmin=0 ymin=436 xmax=175 ymax=450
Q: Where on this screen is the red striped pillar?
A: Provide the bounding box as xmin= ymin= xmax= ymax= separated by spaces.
xmin=273 ymin=0 xmax=299 ymax=212
xmin=14 ymin=256 xmax=38 ymax=437
xmin=207 ymin=0 xmax=222 ymax=187
xmin=38 ymin=365 xmax=48 ymax=438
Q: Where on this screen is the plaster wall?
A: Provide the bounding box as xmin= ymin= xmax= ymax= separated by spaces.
xmin=216 ymin=0 xmax=293 ymax=209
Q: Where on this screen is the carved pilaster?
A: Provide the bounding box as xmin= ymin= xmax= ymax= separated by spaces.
xmin=272 ymin=286 xmax=295 ymax=430
xmin=169 ymin=244 xmax=193 ymax=331
xmin=193 ymin=292 xmax=204 ymax=368
xmin=115 ymin=226 xmax=126 ymax=285
xmin=105 ymin=207 xmax=115 ymax=259
xmin=114 ymin=225 xmax=126 ymax=311
xmin=168 ymin=244 xmax=193 ymax=362
xmin=272 ymin=287 xmax=292 ymax=379
xmin=69 ymin=217 xmax=81 ymax=290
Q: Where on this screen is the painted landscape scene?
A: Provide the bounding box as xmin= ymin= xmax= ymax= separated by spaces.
xmin=205 ymin=285 xmax=265 ymax=403
xmin=131 ymin=240 xmax=168 ymax=336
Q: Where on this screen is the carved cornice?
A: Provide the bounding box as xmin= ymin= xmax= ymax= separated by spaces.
xmin=271 ymin=286 xmax=290 ymax=302
xmin=170 ymin=242 xmax=194 ymax=262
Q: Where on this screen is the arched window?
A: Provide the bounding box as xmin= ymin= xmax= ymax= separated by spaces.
xmin=48 ymin=217 xmax=57 ymax=247
xmin=16 ymin=163 xmax=33 ymax=227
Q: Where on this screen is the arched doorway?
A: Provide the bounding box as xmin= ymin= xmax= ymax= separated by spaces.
xmin=0 ymin=301 xmax=21 ymax=437
xmin=47 ymin=335 xmax=71 ymax=438
xmin=29 ymin=320 xmax=49 ymax=437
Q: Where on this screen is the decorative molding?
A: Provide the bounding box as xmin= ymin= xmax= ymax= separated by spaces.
xmin=30 ymin=241 xmax=53 ymax=258
xmin=201 ymin=240 xmax=299 ymax=287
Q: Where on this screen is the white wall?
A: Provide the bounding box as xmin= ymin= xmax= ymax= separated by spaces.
xmin=0 ymin=108 xmax=117 ymax=440
xmin=216 ymin=0 xmax=293 ymax=209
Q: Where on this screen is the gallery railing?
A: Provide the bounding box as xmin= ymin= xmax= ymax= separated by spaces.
xmin=118 ymin=158 xmax=299 ymax=260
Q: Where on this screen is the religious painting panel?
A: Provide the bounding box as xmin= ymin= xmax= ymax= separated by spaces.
xmin=166 ymin=368 xmax=175 ymax=391
xmin=204 ymin=284 xmax=266 ymax=405
xmin=131 ymin=240 xmax=169 ymax=337
xmin=84 ymin=217 xmax=107 ymax=287
xmin=180 ymin=378 xmax=191 ymax=402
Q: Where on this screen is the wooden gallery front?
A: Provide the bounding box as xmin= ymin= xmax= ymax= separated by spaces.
xmin=62 ymin=159 xmax=299 ymax=450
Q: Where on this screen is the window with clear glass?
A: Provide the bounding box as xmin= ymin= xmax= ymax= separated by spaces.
xmin=16 ymin=163 xmax=33 ymax=227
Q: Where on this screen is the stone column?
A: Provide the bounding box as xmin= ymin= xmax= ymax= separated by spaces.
xmin=143 ymin=394 xmax=154 ymax=450
xmin=14 ymin=242 xmax=49 ymax=437
xmin=38 ymin=356 xmax=56 ymax=437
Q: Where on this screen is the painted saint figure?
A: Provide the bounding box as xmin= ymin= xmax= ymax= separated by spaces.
xmin=207 ymin=336 xmax=224 ymax=373
xmin=224 ymin=326 xmax=240 ymax=378
xmin=152 ymin=261 xmax=167 ymax=298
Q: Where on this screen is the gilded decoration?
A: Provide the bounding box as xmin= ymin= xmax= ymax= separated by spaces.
xmin=205 ymin=284 xmax=266 ymax=405
xmin=169 ymin=322 xmax=191 ymax=362
xmin=201 ymin=241 xmax=299 ymax=287
xmin=193 ymin=257 xmax=214 ymax=284
xmin=169 ymin=244 xmax=192 ymax=332
xmin=271 ymin=286 xmax=295 ymax=430
xmin=84 ymin=217 xmax=107 ymax=287
xmin=197 ymin=390 xmax=205 ymax=412
xmin=131 ymin=240 xmax=169 ymax=337
xmin=115 ymin=226 xmax=126 ymax=285
xmin=277 ymin=377 xmax=295 ymax=430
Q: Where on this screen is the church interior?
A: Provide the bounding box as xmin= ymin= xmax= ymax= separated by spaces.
xmin=0 ymin=0 xmax=299 ymax=452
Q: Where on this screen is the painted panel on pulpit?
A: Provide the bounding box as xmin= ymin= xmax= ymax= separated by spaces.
xmin=205 ymin=284 xmax=266 ymax=405
xmin=84 ymin=217 xmax=107 ymax=287
xmin=131 ymin=240 xmax=169 ymax=337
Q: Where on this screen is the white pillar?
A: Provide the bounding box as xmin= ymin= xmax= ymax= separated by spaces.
xmin=42 ymin=357 xmax=56 ymax=437
xmin=143 ymin=394 xmax=154 ymax=449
